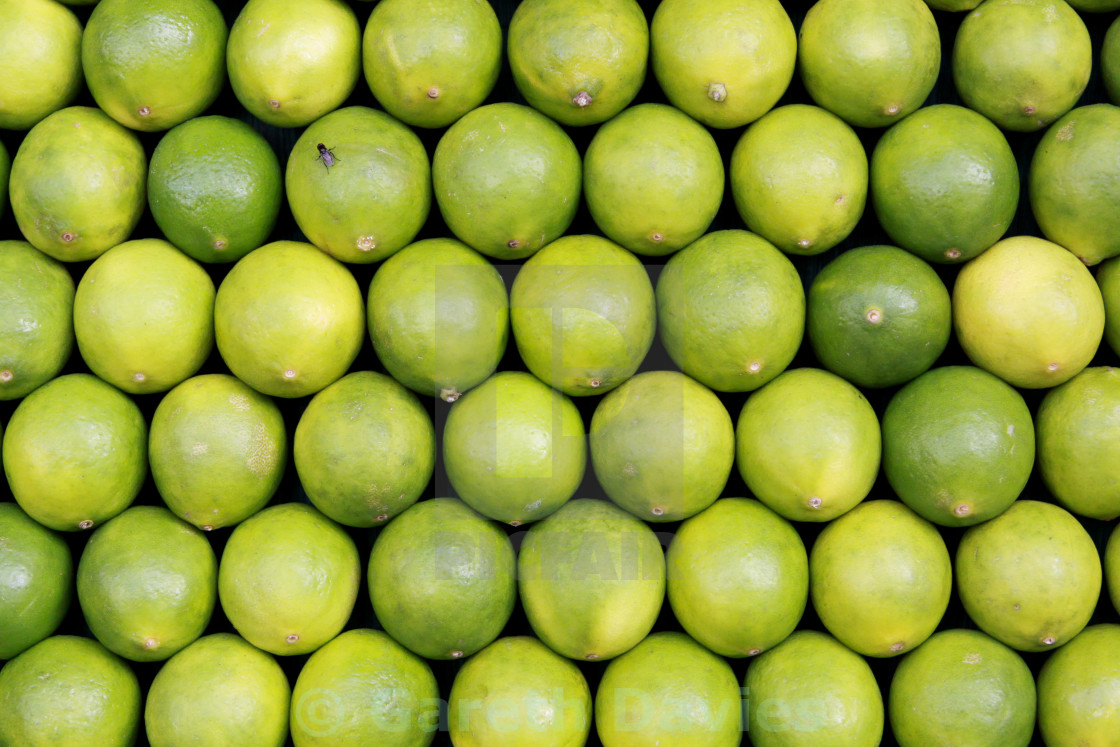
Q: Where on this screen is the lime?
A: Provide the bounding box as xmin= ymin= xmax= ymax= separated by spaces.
xmin=591 ymin=370 xmax=735 ymax=522
xmin=0 ymin=241 xmax=74 ymax=401
xmin=448 ymin=636 xmax=592 ymax=747
xmin=736 ymin=368 xmax=880 ymax=522
xmin=1066 ymin=0 xmax=1120 ymax=8
xmin=667 ymin=498 xmax=807 ymax=658
xmin=432 ymin=103 xmax=581 ymax=260
xmin=1101 ymin=255 xmax=1120 ymax=355
xmin=1106 ymin=16 xmax=1120 ymax=104
xmin=9 ymin=106 xmax=146 ymax=262
xmin=3 ymin=373 xmax=146 ymax=532
xmin=286 ymin=106 xmax=430 ymax=263
xmin=218 ymin=503 xmax=360 ymax=656
xmin=293 ymin=371 xmax=435 ymax=527
xmin=0 ymin=141 xmax=7 ymax=216
xmin=508 ymin=0 xmax=647 ymax=126
xmin=511 ymin=235 xmax=655 ymax=396
xmin=74 ymin=238 xmax=214 ymax=394
xmin=82 ymin=0 xmax=226 ymax=131
xmin=871 ymin=104 xmax=1019 ymax=263
xmin=214 ymin=241 xmax=365 ymax=398
xmin=148 ymin=115 xmax=282 ymax=263
xmin=650 ymin=0 xmax=796 ymax=129
xmin=0 ymin=0 xmax=82 ymax=130
xmin=76 ymin=506 xmax=216 ymax=662
xmin=442 ymin=371 xmax=586 ymax=525
xmin=731 ymin=104 xmax=867 ymax=256
xmin=584 ymin=104 xmax=724 ymax=255
xmin=953 ymin=235 xmax=1105 ymax=388
xmin=362 ymin=0 xmax=502 ymax=129
xmin=656 ymin=230 xmax=804 ymax=392
xmin=882 ymin=366 xmax=1034 ymax=526
xmin=889 ymin=629 xmax=1036 ymax=747
xmin=368 ymin=498 xmax=515 ymax=660
xmin=144 ymin=633 xmax=290 ymax=747
xmin=953 ymin=0 xmax=1091 ymax=132
xmin=367 ymin=238 xmax=508 ymax=402
xmin=227 ymin=0 xmax=360 ymax=127
xmin=1037 ymin=625 xmax=1120 ymax=745
xmin=1109 ymin=524 xmax=1120 ymax=615
xmin=956 ymin=500 xmax=1101 ymax=652
xmin=0 ymin=503 xmax=72 ymax=660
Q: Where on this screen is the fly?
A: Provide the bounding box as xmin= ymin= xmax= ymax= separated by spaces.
xmin=316 ymin=143 xmax=337 ymax=170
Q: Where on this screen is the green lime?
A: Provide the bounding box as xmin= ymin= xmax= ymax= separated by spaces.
xmin=1101 ymin=255 xmax=1120 ymax=355
xmin=583 ymin=103 xmax=724 ymax=255
xmin=1108 ymin=524 xmax=1120 ymax=615
xmin=590 ymin=370 xmax=735 ymax=522
xmin=433 ymin=102 xmax=581 ymax=260
xmin=9 ymin=106 xmax=146 ymax=262
xmin=82 ymin=0 xmax=226 ymax=131
xmin=510 ymin=235 xmax=655 ymax=396
xmin=1037 ymin=625 xmax=1120 ymax=745
xmin=871 ymin=104 xmax=1019 ymax=263
xmin=362 ymin=0 xmax=502 ymax=129
xmin=667 ymin=498 xmax=807 ymax=658
xmin=1106 ymin=16 xmax=1120 ymax=104
xmin=0 ymin=503 xmax=72 ymax=660
xmin=656 ymin=230 xmax=805 ymax=392
xmin=286 ymin=106 xmax=430 ymax=263
xmin=0 ymin=241 xmax=74 ymax=401
xmin=144 ymin=633 xmax=290 ymax=747
xmin=0 ymin=0 xmax=82 ymax=130
xmin=368 ymin=498 xmax=515 ymax=660
xmin=731 ymin=104 xmax=867 ymax=256
xmin=73 ymin=238 xmax=214 ymax=394
xmin=0 ymin=141 xmax=7 ymax=217
xmin=3 ymin=373 xmax=146 ymax=532
xmin=367 ymin=238 xmax=508 ymax=402
xmin=294 ymin=371 xmax=435 ymax=527
xmin=148 ymin=115 xmax=283 ymax=263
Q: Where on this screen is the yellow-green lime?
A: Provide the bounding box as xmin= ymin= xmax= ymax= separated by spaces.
xmin=3 ymin=373 xmax=146 ymax=532
xmin=1106 ymin=17 xmax=1120 ymax=104
xmin=810 ymin=500 xmax=951 ymax=657
xmin=368 ymin=498 xmax=515 ymax=660
xmin=0 ymin=241 xmax=74 ymax=401
xmin=0 ymin=636 xmax=140 ymax=747
xmin=9 ymin=106 xmax=146 ymax=262
xmin=144 ymin=633 xmax=290 ymax=747
xmin=956 ymin=500 xmax=1101 ymax=652
xmin=214 ymin=241 xmax=365 ymax=398
xmin=731 ymin=104 xmax=867 ymax=256
xmin=1109 ymin=524 xmax=1120 ymax=615
xmin=1066 ymin=0 xmax=1120 ymax=8
xmin=76 ymin=506 xmax=216 ymax=663
xmin=294 ymin=371 xmax=435 ymax=527
xmin=798 ymin=0 xmax=940 ymax=128
xmin=362 ymin=0 xmax=502 ymax=128
xmin=656 ymin=230 xmax=805 ymax=392
xmin=442 ymin=371 xmax=586 ymax=525
xmin=1101 ymin=255 xmax=1120 ymax=355
xmin=889 ymin=629 xmax=1036 ymax=747
xmin=508 ymin=0 xmax=647 ymax=126
xmin=0 ymin=0 xmax=82 ymax=130
xmin=667 ymin=498 xmax=807 ymax=658
xmin=511 ymin=235 xmax=655 ymax=396
xmin=583 ymin=103 xmax=724 ymax=255
xmin=0 ymin=503 xmax=72 ymax=660
xmin=953 ymin=0 xmax=1091 ymax=132
xmin=744 ymin=630 xmax=884 ymax=747
xmin=286 ymin=106 xmax=431 ymax=263
xmin=0 ymin=141 xmax=7 ymax=217
xmin=367 ymin=238 xmax=508 ymax=402
xmin=73 ymin=238 xmax=214 ymax=394
xmin=289 ymin=629 xmax=438 ymax=747
xmin=1030 ymin=104 xmax=1120 ymax=266
xmin=1037 ymin=625 xmax=1120 ymax=745
xmin=650 ymin=0 xmax=796 ymax=129
xmin=590 ymin=371 xmax=734 ymax=522
xmin=148 ymin=115 xmax=283 ymax=263
xmin=448 ymin=636 xmax=592 ymax=747
xmin=518 ymin=499 xmax=665 ymax=661
xmin=736 ymin=368 xmax=881 ymax=522
xmin=871 ymin=104 xmax=1019 ymax=263
xmin=218 ymin=503 xmax=359 ymax=656
xmin=882 ymin=366 xmax=1034 ymax=526
xmin=82 ymin=0 xmax=226 ymax=131
xmin=953 ymin=235 xmax=1105 ymax=388
xmin=595 ymin=631 xmax=741 ymax=747
xmin=433 ymin=102 xmax=581 ymax=260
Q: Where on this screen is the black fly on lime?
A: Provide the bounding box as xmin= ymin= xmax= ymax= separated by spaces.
xmin=317 ymin=143 xmax=337 ymax=170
